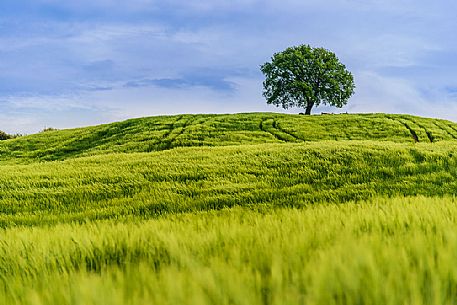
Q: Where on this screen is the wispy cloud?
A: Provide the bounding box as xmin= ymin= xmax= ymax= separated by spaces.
xmin=124 ymin=78 xmax=236 ymax=92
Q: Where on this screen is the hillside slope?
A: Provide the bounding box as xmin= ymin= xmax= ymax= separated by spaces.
xmin=1 ymin=113 xmax=457 ymax=162
xmin=1 ymin=141 xmax=457 ymax=226
xmin=2 ymin=113 xmax=457 ymax=304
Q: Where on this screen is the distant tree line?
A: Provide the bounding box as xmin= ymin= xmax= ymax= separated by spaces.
xmin=0 ymin=130 xmax=21 ymax=140
xmin=0 ymin=127 xmax=56 ymax=140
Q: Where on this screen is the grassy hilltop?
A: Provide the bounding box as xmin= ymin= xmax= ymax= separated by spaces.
xmin=2 ymin=112 xmax=457 ymax=304
xmin=2 ymin=112 xmax=457 ymax=162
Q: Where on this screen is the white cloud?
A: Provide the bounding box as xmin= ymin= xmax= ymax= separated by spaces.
xmin=344 ymin=71 xmax=457 ymax=121
xmin=0 ymin=75 xmax=269 ymax=134
xmin=68 ymin=24 xmax=166 ymax=44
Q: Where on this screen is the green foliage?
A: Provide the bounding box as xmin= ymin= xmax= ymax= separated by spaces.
xmin=261 ymin=45 xmax=355 ymax=114
xmin=41 ymin=127 xmax=59 ymax=132
xmin=0 ymin=130 xmax=22 ymax=141
xmin=0 ymin=130 xmax=13 ymax=140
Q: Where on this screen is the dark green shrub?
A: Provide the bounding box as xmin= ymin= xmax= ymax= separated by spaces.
xmin=0 ymin=130 xmax=12 ymax=140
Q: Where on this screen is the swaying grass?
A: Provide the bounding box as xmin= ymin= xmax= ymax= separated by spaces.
xmin=0 ymin=141 xmax=456 ymax=226
xmin=2 ymin=197 xmax=457 ymax=305
xmin=1 ymin=112 xmax=457 ymax=304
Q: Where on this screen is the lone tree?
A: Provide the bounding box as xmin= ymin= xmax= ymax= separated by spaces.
xmin=261 ymin=45 xmax=355 ymax=115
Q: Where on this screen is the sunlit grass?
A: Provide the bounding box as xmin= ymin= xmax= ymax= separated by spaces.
xmin=0 ymin=141 xmax=456 ymax=226
xmin=1 ymin=113 xmax=457 ymax=304
xmin=1 ymin=198 xmax=457 ymax=304
xmin=1 ymin=113 xmax=456 ymax=163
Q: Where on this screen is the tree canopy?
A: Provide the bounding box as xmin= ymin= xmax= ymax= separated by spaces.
xmin=261 ymin=45 xmax=355 ymax=115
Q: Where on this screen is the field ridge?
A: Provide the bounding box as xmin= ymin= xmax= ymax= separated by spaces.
xmin=1 ymin=112 xmax=456 ymax=163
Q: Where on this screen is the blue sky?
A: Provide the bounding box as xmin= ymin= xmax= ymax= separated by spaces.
xmin=0 ymin=0 xmax=456 ymax=133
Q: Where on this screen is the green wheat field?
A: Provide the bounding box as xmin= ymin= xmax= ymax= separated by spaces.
xmin=2 ymin=112 xmax=457 ymax=304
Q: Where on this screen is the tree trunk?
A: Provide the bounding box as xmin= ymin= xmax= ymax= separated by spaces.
xmin=305 ymin=101 xmax=314 ymax=115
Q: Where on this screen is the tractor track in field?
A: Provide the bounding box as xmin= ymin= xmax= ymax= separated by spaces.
xmin=259 ymin=118 xmax=288 ymax=142
xmin=445 ymin=123 xmax=457 ymax=138
xmin=169 ymin=116 xmax=196 ymax=145
xmin=395 ymin=117 xmax=434 ymax=143
xmin=161 ymin=115 xmax=184 ymax=141
xmin=272 ymin=120 xmax=304 ymax=142
xmin=401 ymin=121 xmax=420 ymax=143
xmin=148 ymin=115 xmax=185 ymax=150
xmin=435 ymin=122 xmax=457 ymax=140
xmin=160 ymin=115 xmax=199 ymax=149
xmin=388 ymin=117 xmax=419 ymax=143
xmin=413 ymin=121 xmax=434 ymax=143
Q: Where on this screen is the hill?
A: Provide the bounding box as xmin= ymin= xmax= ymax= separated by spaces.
xmin=0 ymin=112 xmax=456 ymax=226
xmin=1 ymin=140 xmax=457 ymax=227
xmin=1 ymin=112 xmax=457 ymax=304
xmin=1 ymin=112 xmax=457 ymax=162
